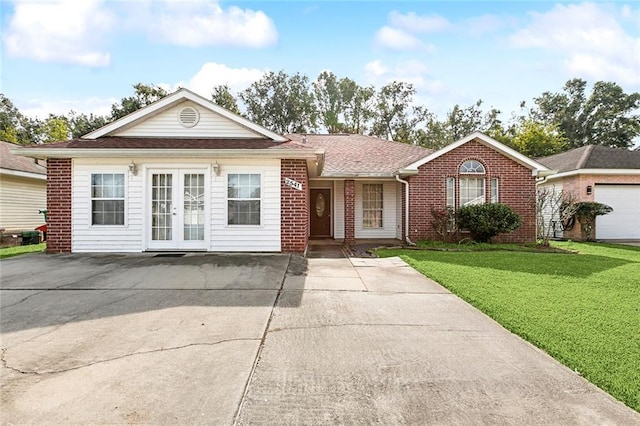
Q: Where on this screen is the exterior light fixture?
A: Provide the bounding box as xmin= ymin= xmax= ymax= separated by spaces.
xmin=213 ymin=161 xmax=220 ymax=176
xmin=586 ymin=185 xmax=592 ymax=195
xmin=128 ymin=161 xmax=138 ymax=176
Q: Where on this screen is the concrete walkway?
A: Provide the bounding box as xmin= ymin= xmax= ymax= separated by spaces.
xmin=237 ymin=257 xmax=639 ymax=425
xmin=1 ymin=253 xmax=638 ymax=424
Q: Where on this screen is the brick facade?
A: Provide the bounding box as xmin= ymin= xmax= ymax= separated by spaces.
xmin=281 ymin=159 xmax=309 ymax=253
xmin=407 ymin=139 xmax=537 ymax=243
xmin=46 ymin=158 xmax=72 ymax=253
xmin=344 ymin=180 xmax=355 ymax=245
xmin=554 ymin=173 xmax=640 ymax=240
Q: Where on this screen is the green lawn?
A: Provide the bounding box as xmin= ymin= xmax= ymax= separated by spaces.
xmin=377 ymin=241 xmax=640 ymax=412
xmin=0 ymin=243 xmax=46 ymax=259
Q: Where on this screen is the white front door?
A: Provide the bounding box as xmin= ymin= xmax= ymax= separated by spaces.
xmin=147 ymin=169 xmax=209 ymax=250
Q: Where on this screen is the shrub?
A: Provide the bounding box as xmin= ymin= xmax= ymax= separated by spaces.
xmin=456 ymin=203 xmax=522 ymax=243
xmin=573 ymin=202 xmax=613 ymax=241
xmin=431 ymin=207 xmax=458 ymax=242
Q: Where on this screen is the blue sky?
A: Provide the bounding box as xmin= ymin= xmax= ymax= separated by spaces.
xmin=2 ymin=1 xmax=639 ymax=124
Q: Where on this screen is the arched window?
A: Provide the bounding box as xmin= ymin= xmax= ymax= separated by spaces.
xmin=459 ymin=160 xmax=486 ymax=206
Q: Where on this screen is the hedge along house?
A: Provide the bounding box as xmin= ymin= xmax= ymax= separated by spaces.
xmin=14 ymin=89 xmax=550 ymax=254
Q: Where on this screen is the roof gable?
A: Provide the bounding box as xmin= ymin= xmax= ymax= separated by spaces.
xmin=0 ymin=141 xmax=46 ymax=176
xmin=84 ymin=88 xmax=287 ymax=142
xmin=403 ymin=132 xmax=550 ymax=175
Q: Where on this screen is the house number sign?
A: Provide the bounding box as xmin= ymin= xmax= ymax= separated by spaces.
xmin=284 ymin=177 xmax=303 ymax=191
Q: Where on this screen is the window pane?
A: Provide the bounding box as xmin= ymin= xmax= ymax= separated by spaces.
xmin=446 ymin=177 xmax=455 ymax=208
xmin=460 ymin=177 xmax=485 ymax=206
xmin=91 ymin=173 xmax=125 ymax=225
xmin=228 ymin=200 xmax=261 ymax=225
xmin=92 ymin=200 xmax=124 ymax=225
xmin=460 ymin=160 xmax=485 ymax=174
xmin=491 ymin=178 xmax=499 ymax=203
xmin=362 ymin=184 xmax=383 ymax=229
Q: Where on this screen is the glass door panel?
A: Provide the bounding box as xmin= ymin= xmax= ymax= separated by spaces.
xmin=183 ymin=173 xmax=205 ymax=241
xmin=151 ymin=173 xmax=173 ymax=241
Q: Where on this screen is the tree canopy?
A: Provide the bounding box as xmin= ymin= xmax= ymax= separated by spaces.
xmin=2 ymin=75 xmax=639 ymax=155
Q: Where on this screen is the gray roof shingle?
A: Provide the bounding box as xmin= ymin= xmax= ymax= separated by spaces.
xmin=538 ymin=145 xmax=640 ymax=172
xmin=0 ymin=141 xmax=46 ymax=175
xmin=286 ymin=134 xmax=432 ymax=177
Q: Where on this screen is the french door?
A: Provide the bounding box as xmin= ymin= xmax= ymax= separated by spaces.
xmin=147 ymin=169 xmax=209 ymax=250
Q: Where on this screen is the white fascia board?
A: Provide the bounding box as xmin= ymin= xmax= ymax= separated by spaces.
xmin=319 ymin=172 xmax=403 ymax=179
xmin=83 ymin=88 xmax=288 ymax=142
xmin=402 ymin=131 xmax=551 ymax=173
xmin=12 ymin=147 xmax=323 ymax=160
xmin=542 ymin=168 xmax=640 ymax=182
xmin=0 ymin=168 xmax=46 ymax=180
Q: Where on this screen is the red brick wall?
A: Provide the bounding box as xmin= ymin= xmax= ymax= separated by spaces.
xmin=281 ymin=159 xmax=309 ymax=253
xmin=46 ymin=158 xmax=72 ymax=253
xmin=408 ymin=140 xmax=537 ymax=243
xmin=344 ymin=180 xmax=355 ymax=245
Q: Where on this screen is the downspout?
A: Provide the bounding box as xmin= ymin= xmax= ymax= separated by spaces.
xmin=395 ymin=174 xmax=416 ymax=246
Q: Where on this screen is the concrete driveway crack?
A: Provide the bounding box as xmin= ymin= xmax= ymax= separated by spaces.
xmin=233 ymin=254 xmax=291 ymax=425
xmin=1 ymin=338 xmax=260 ymax=376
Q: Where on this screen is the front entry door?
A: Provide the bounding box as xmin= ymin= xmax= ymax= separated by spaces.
xmin=310 ymin=188 xmax=331 ymax=237
xmin=147 ymin=169 xmax=208 ymax=250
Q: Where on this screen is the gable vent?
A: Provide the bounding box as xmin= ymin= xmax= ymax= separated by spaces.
xmin=178 ymin=106 xmax=200 ymax=128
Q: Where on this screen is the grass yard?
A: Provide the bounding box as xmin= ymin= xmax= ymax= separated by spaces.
xmin=377 ymin=241 xmax=640 ymax=412
xmin=0 ymin=243 xmax=46 ymax=259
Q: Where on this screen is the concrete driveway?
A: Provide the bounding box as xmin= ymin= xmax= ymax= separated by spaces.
xmin=1 ymin=253 xmax=638 ymax=425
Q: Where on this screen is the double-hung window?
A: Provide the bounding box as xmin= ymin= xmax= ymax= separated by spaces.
xmin=459 ymin=160 xmax=486 ymax=206
xmin=362 ymin=184 xmax=383 ymax=228
xmin=91 ymin=173 xmax=125 ymax=225
xmin=228 ymin=174 xmax=261 ymax=225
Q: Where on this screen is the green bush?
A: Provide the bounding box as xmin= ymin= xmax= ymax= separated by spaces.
xmin=573 ymin=201 xmax=613 ymax=241
xmin=456 ymin=203 xmax=521 ymax=243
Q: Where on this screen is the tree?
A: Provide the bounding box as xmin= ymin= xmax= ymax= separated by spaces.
xmin=67 ymin=111 xmax=109 ymax=138
xmin=0 ymin=94 xmax=39 ymax=145
xmin=532 ymin=79 xmax=640 ymax=149
xmin=536 ymin=186 xmax=578 ymax=246
xmin=240 ymin=71 xmax=317 ymax=134
xmin=371 ymin=81 xmax=429 ymax=144
xmin=110 ymin=83 xmax=170 ymax=121
xmin=39 ymin=115 xmax=70 ymax=143
xmin=500 ymin=120 xmax=567 ymax=157
xmin=340 ymin=78 xmax=375 ymax=135
xmin=313 ymin=71 xmax=345 ymax=133
xmin=211 ymin=84 xmax=241 ymax=115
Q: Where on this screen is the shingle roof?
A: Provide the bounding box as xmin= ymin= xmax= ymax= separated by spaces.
xmin=0 ymin=141 xmax=46 ymax=175
xmin=286 ymin=134 xmax=432 ymax=176
xmin=18 ymin=137 xmax=307 ymax=150
xmin=538 ymin=145 xmax=640 ymax=172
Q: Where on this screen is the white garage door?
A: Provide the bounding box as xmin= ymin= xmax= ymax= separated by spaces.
xmin=595 ymin=185 xmax=640 ymax=239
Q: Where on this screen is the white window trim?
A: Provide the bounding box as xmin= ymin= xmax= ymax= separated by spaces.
xmin=226 ymin=173 xmax=263 ymax=227
xmin=90 ymin=171 xmax=127 ymax=227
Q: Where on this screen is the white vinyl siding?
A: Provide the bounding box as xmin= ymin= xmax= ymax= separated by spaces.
xmin=0 ymin=174 xmax=46 ymax=230
xmin=72 ymin=158 xmax=281 ymax=252
xmin=73 ymin=161 xmax=142 ymax=252
xmin=114 ymin=101 xmax=264 ymax=139
xmin=355 ymin=181 xmax=397 ymax=238
xmin=211 ymin=160 xmax=281 ymax=252
xmin=537 ymin=182 xmax=564 ymax=240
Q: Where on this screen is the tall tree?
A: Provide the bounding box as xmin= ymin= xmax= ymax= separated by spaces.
xmin=371 ymin=81 xmax=429 ymax=143
xmin=313 ymin=71 xmax=345 ymax=133
xmin=67 ymin=111 xmax=109 ymax=138
xmin=0 ymin=94 xmax=39 ymax=145
xmin=532 ymin=78 xmax=640 ymax=149
xmin=211 ymin=84 xmax=241 ymax=115
xmin=39 ymin=114 xmax=70 ymax=143
xmin=110 ymin=83 xmax=170 ymax=121
xmin=340 ymin=78 xmax=375 ymax=135
xmin=497 ymin=119 xmax=567 ymax=157
xmin=239 ymin=71 xmax=317 ymax=134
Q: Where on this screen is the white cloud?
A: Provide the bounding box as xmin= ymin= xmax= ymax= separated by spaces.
xmin=374 ymin=26 xmax=428 ymax=51
xmin=388 ymin=11 xmax=450 ymax=33
xmin=3 ymin=0 xmax=114 ymax=67
xmin=176 ymin=62 xmax=266 ymax=98
xmin=364 ymin=59 xmax=439 ymax=91
xmin=510 ymin=3 xmax=640 ymax=86
xmin=18 ymin=96 xmax=116 ymax=119
xmin=144 ymin=1 xmax=277 ymax=47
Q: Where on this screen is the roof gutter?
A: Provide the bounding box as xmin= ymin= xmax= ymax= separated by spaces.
xmin=395 ymin=174 xmax=415 ymax=246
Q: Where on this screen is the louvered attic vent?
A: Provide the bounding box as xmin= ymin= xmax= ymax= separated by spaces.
xmin=178 ymin=106 xmax=200 ymax=128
